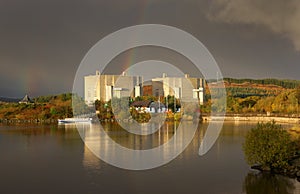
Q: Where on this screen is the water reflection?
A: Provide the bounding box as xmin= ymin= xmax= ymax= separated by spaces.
xmin=101 ymin=121 xmax=179 ymax=149
xmin=77 ymin=121 xmax=253 ymax=171
xmin=77 ymin=121 xmax=201 ymax=170
xmin=83 ymin=145 xmax=101 ymax=170
xmin=243 ymin=171 xmax=295 ymax=194
xmin=2 ymin=122 xmax=300 ymax=193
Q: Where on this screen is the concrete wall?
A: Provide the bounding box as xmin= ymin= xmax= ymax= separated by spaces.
xmin=202 ymin=116 xmax=300 ymax=124
xmin=85 ymin=72 xmax=143 ymax=103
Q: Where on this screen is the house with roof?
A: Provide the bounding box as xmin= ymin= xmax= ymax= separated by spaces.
xmin=130 ymin=100 xmax=166 ymax=113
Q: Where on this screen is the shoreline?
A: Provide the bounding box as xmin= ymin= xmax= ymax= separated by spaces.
xmin=0 ymin=118 xmax=57 ymax=124
xmin=1 ymin=115 xmax=299 ymax=124
xmin=202 ymin=115 xmax=300 ymax=124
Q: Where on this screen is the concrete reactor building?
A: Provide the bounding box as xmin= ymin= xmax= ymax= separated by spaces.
xmin=84 ymin=71 xmax=143 ymax=105
xmin=151 ymin=73 xmax=205 ymax=105
xmin=84 ymin=71 xmax=205 ymax=105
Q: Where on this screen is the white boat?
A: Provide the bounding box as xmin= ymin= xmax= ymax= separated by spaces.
xmin=58 ymin=118 xmax=92 ymax=124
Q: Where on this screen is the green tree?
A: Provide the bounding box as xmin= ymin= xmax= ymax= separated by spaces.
xmin=50 ymin=107 xmax=57 ymax=115
xmin=254 ymin=96 xmax=274 ymax=113
xmin=72 ymin=95 xmax=91 ymax=116
xmin=111 ymin=97 xmax=130 ymax=120
xmin=296 ymin=86 xmax=300 ymax=104
xmin=243 ymin=121 xmax=296 ymax=170
xmin=162 ymin=95 xmax=180 ymax=113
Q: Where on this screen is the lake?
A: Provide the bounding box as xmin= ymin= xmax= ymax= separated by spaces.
xmin=0 ymin=121 xmax=300 ymax=194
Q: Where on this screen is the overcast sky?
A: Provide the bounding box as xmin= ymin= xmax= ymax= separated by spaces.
xmin=1 ymin=0 xmax=300 ymax=97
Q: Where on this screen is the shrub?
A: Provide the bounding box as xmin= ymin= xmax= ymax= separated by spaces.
xmin=243 ymin=121 xmax=296 ymax=170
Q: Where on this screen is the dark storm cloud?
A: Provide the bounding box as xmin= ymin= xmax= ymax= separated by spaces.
xmin=207 ymin=0 xmax=300 ymax=51
xmin=0 ymin=0 xmax=300 ymax=97
xmin=0 ymin=0 xmax=122 ymax=97
xmin=204 ymin=0 xmax=300 ymax=79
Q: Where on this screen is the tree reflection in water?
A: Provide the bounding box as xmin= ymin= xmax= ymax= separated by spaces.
xmin=243 ymin=171 xmax=295 ymax=194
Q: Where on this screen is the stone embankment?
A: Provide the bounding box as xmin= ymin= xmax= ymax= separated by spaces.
xmin=202 ymin=116 xmax=299 ymax=124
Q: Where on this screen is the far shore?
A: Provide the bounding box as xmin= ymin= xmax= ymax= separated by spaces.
xmin=1 ymin=113 xmax=300 ymax=124
xmin=203 ymin=115 xmax=300 ymax=124
xmin=0 ymin=118 xmax=57 ymax=124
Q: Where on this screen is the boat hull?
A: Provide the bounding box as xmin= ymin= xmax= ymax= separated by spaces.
xmin=58 ymin=118 xmax=92 ymax=124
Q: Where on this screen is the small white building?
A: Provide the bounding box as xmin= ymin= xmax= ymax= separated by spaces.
xmin=130 ymin=100 xmax=167 ymax=113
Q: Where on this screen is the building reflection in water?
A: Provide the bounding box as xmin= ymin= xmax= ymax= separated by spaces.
xmin=83 ymin=145 xmax=101 ymax=171
xmin=76 ymin=121 xmax=256 ymax=171
xmin=77 ymin=120 xmax=204 ymax=170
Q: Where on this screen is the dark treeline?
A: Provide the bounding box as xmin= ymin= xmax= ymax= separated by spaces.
xmin=224 ymin=78 xmax=300 ymax=89
xmin=34 ymin=93 xmax=72 ymax=103
xmin=226 ymin=87 xmax=278 ymax=98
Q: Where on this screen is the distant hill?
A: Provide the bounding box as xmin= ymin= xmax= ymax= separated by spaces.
xmin=207 ymin=78 xmax=300 ymax=98
xmin=224 ymin=78 xmax=300 ymax=89
xmin=0 ymin=96 xmax=21 ymax=103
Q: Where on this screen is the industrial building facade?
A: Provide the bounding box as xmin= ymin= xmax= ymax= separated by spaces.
xmin=151 ymin=73 xmax=205 ymax=105
xmin=84 ymin=71 xmax=143 ymax=105
xmin=84 ymin=71 xmax=205 ymax=105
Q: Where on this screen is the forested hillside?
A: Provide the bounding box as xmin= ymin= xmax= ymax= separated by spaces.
xmin=224 ymin=78 xmax=300 ymax=89
xmin=203 ymin=78 xmax=300 ymax=115
xmin=0 ymin=93 xmax=74 ymax=120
